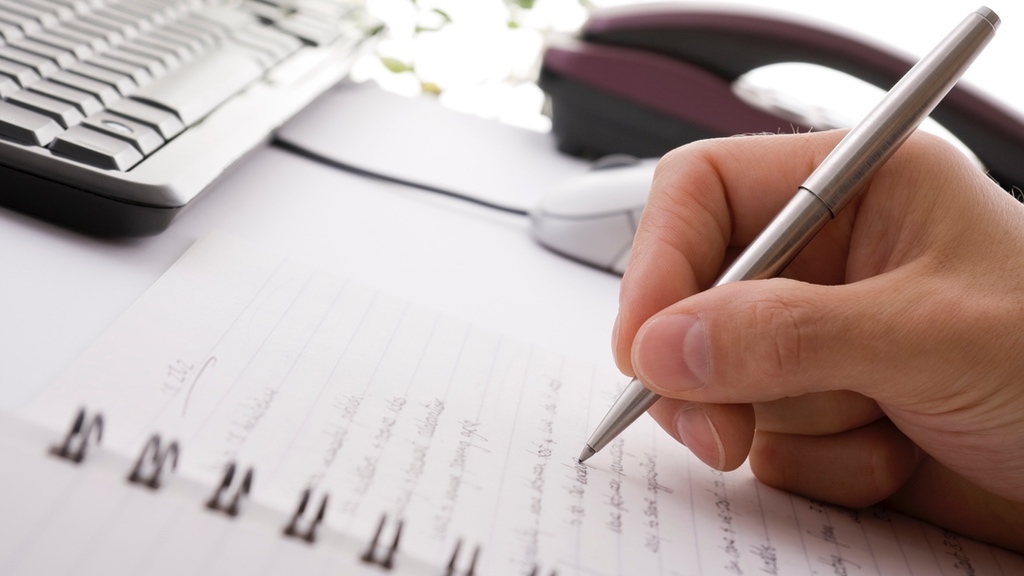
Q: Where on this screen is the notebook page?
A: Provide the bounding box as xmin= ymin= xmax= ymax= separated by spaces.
xmin=23 ymin=233 xmax=1024 ymax=575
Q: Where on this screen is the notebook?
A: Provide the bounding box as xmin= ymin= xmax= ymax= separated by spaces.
xmin=10 ymin=232 xmax=1024 ymax=575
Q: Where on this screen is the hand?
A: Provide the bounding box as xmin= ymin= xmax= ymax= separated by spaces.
xmin=612 ymin=130 xmax=1024 ymax=552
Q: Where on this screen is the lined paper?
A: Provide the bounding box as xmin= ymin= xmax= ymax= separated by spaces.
xmin=21 ymin=233 xmax=1024 ymax=575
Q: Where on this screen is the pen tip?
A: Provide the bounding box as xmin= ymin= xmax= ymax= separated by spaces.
xmin=578 ymin=445 xmax=596 ymax=463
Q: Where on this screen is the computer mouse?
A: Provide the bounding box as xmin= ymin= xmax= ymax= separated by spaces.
xmin=530 ymin=156 xmax=658 ymax=275
xmin=538 ymin=4 xmax=1024 ymax=193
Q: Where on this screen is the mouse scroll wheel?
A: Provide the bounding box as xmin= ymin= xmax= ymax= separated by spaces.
xmin=591 ymin=154 xmax=641 ymax=171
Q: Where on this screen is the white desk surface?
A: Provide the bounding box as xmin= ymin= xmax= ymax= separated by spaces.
xmin=3 ymin=1 xmax=1024 ymax=411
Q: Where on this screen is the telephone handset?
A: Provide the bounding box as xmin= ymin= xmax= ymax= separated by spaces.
xmin=539 ymin=4 xmax=1024 ymax=193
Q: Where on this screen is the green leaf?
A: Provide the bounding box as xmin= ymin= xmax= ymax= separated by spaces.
xmin=432 ymin=8 xmax=452 ymax=23
xmin=379 ymin=56 xmax=413 ymax=74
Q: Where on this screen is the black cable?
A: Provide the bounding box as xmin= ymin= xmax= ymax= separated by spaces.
xmin=272 ymin=138 xmax=531 ymax=217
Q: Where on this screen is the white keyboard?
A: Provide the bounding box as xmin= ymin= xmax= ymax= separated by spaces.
xmin=0 ymin=0 xmax=364 ymax=235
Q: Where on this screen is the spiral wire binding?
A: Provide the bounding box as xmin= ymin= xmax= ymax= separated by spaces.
xmin=49 ymin=407 xmax=103 ymax=464
xmin=206 ymin=462 xmax=254 ymax=517
xmin=46 ymin=410 xmax=510 ymax=573
xmin=283 ymin=487 xmax=329 ymax=543
xmin=127 ymin=434 xmax=180 ymax=490
xmin=361 ymin=514 xmax=404 ymax=569
xmin=445 ymin=539 xmax=481 ymax=576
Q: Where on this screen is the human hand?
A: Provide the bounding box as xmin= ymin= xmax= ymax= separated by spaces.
xmin=612 ymin=130 xmax=1024 ymax=552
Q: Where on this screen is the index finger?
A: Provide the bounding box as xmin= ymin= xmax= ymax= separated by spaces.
xmin=612 ymin=131 xmax=850 ymax=375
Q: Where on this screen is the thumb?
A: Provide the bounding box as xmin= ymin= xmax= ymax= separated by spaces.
xmin=631 ymin=275 xmax=906 ymax=404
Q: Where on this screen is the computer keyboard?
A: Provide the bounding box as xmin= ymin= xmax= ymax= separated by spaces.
xmin=0 ymin=0 xmax=365 ymax=235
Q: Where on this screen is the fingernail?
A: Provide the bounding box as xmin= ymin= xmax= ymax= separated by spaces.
xmin=611 ymin=313 xmax=621 ymax=353
xmin=674 ymin=407 xmax=724 ymax=469
xmin=635 ymin=314 xmax=708 ymax=391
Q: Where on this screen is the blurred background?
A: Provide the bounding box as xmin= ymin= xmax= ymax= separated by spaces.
xmin=349 ymin=0 xmax=1024 ymax=150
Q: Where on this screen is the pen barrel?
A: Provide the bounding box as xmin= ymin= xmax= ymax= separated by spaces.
xmin=803 ymin=7 xmax=999 ymax=214
xmin=713 ymin=189 xmax=832 ymax=286
xmin=714 ymin=8 xmax=999 ymax=289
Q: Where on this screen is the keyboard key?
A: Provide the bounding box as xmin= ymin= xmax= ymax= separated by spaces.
xmin=102 ymin=47 xmax=167 ymax=77
xmin=106 ymin=98 xmax=183 ymax=139
xmin=0 ymin=0 xmax=60 ymax=28
xmin=0 ymin=99 xmax=62 ymax=145
xmin=48 ymin=70 xmax=120 ymax=105
xmin=135 ymin=32 xmax=192 ymax=62
xmin=0 ymin=20 xmax=23 ymax=41
xmin=50 ymin=125 xmax=144 ymax=170
xmin=41 ymin=0 xmax=91 ymax=15
xmin=95 ymin=6 xmax=151 ymax=34
xmin=69 ymin=61 xmax=136 ymax=95
xmin=149 ymin=27 xmax=204 ymax=57
xmin=86 ymin=54 xmax=152 ymax=85
xmin=30 ymin=29 xmax=93 ymax=60
xmin=28 ymin=79 xmax=104 ymax=115
xmin=83 ymin=110 xmax=163 ymax=154
xmin=109 ymin=1 xmax=169 ymax=28
xmin=275 ymin=15 xmax=339 ymax=46
xmin=128 ymin=0 xmax=184 ymax=25
xmin=241 ymin=1 xmax=292 ymax=23
xmin=194 ymin=5 xmax=260 ymax=32
xmin=131 ymin=46 xmax=263 ymax=125
xmin=0 ymin=6 xmax=43 ymax=35
xmin=0 ymin=73 xmax=17 ymax=97
xmin=9 ymin=37 xmax=78 ymax=69
xmin=0 ymin=45 xmax=59 ymax=77
xmin=164 ymin=21 xmax=218 ymax=49
xmin=118 ymin=40 xmax=181 ymax=71
xmin=47 ymin=24 xmax=109 ymax=53
xmin=20 ymin=0 xmax=75 ymax=22
xmin=0 ymin=58 xmax=41 ymax=87
xmin=6 ymin=89 xmax=85 ymax=128
xmin=179 ymin=15 xmax=230 ymax=43
xmin=67 ymin=17 xmax=124 ymax=46
xmin=82 ymin=12 xmax=137 ymax=40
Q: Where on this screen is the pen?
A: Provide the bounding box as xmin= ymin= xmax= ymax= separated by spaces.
xmin=579 ymin=7 xmax=1000 ymax=463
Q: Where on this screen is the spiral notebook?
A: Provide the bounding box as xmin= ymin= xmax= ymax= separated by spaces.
xmin=10 ymin=233 xmax=1024 ymax=575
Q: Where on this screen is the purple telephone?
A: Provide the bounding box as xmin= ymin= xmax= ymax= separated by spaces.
xmin=539 ymin=4 xmax=1024 ymax=193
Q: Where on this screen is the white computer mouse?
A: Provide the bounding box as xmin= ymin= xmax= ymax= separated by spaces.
xmin=530 ymin=156 xmax=659 ymax=275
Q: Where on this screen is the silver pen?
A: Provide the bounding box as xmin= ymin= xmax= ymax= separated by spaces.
xmin=579 ymin=7 xmax=1000 ymax=463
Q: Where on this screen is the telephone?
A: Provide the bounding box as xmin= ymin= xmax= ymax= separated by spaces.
xmin=539 ymin=4 xmax=1024 ymax=193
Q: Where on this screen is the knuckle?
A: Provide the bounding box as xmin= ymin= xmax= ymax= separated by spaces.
xmin=859 ymin=432 xmax=915 ymax=507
